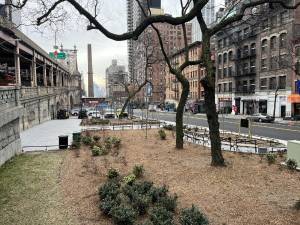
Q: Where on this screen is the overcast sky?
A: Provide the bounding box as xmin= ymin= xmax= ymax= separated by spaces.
xmin=22 ymin=0 xmax=225 ymax=94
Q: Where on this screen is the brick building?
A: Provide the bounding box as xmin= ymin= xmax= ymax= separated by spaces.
xmin=165 ymin=41 xmax=206 ymax=113
xmin=215 ymin=1 xmax=300 ymax=117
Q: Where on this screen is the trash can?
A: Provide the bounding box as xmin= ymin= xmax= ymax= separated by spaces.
xmin=59 ymin=135 xmax=68 ymax=149
xmin=72 ymin=132 xmax=81 ymax=142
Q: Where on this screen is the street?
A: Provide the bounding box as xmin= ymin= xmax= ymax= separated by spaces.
xmin=134 ymin=110 xmax=300 ymax=141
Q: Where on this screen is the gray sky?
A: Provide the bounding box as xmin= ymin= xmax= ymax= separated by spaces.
xmin=22 ymin=0 xmax=225 ymax=92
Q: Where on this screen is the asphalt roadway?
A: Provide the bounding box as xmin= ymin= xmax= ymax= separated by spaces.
xmin=134 ymin=110 xmax=300 ymax=141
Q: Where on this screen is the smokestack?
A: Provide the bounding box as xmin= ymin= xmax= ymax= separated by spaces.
xmin=87 ymin=44 xmax=94 ymax=97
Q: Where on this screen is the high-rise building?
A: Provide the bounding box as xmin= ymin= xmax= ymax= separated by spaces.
xmin=0 ymin=0 xmax=21 ymax=26
xmin=190 ymin=0 xmax=215 ymax=42
xmin=87 ymin=44 xmax=94 ymax=97
xmin=127 ymin=0 xmax=162 ymax=82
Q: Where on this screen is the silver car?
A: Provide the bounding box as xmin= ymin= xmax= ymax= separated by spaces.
xmin=246 ymin=113 xmax=275 ymax=123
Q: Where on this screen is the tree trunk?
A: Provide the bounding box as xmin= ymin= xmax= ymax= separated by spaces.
xmin=202 ymin=78 xmax=225 ymax=166
xmin=202 ymin=35 xmax=225 ymax=166
xmin=120 ymin=96 xmax=131 ymax=117
xmin=175 ymin=74 xmax=190 ymax=149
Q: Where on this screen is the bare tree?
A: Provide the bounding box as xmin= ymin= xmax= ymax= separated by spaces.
xmin=9 ymin=0 xmax=300 ymax=166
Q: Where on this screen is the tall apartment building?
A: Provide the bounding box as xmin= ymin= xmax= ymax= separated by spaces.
xmin=0 ymin=0 xmax=21 ymax=26
xmin=165 ymin=41 xmax=206 ymax=113
xmin=127 ymin=0 xmax=163 ymax=82
xmin=190 ymin=0 xmax=215 ymax=42
xmin=215 ymin=2 xmax=300 ymax=117
xmin=105 ymin=60 xmax=128 ymax=103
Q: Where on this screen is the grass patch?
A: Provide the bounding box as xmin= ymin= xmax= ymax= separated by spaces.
xmin=0 ymin=152 xmax=76 ymax=225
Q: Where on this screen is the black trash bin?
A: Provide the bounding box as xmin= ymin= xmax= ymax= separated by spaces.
xmin=59 ymin=135 xmax=68 ymax=149
xmin=72 ymin=132 xmax=81 ymax=142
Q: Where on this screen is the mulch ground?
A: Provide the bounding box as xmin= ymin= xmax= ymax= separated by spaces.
xmin=60 ymin=129 xmax=300 ymax=225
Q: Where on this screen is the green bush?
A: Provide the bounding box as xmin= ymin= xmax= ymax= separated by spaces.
xmin=123 ymin=174 xmax=136 ymax=185
xmin=131 ymin=193 xmax=151 ymax=215
xmin=111 ymin=137 xmax=122 ymax=148
xmin=92 ymin=146 xmax=101 ymax=156
xmin=93 ymin=135 xmax=101 ymax=142
xmin=158 ymin=129 xmax=166 ymax=140
xmin=163 ymin=124 xmax=174 ymax=131
xmin=179 ymin=205 xmax=209 ymax=225
xmin=286 ymin=159 xmax=298 ymax=170
xmin=157 ymin=194 xmax=178 ymax=212
xmin=149 ymin=185 xmax=168 ymax=203
xmin=82 ymin=136 xmax=93 ymax=145
xmin=107 ymin=168 xmax=120 ymax=179
xmin=149 ymin=206 xmax=174 ymax=225
xmin=133 ymin=165 xmax=144 ymax=178
xmin=266 ymin=153 xmax=277 ymax=164
xmin=100 ymin=196 xmax=119 ymax=215
xmin=99 ymin=181 xmax=120 ymax=200
xmin=110 ymin=204 xmax=137 ymax=225
xmin=134 ymin=181 xmax=153 ymax=195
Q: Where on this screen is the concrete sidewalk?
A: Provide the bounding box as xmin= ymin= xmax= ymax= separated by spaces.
xmin=21 ymin=118 xmax=81 ymax=151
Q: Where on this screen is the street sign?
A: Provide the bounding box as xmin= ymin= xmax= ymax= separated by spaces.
xmin=49 ymin=52 xmax=66 ymax=60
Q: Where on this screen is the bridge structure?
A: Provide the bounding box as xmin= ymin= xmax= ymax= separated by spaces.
xmin=0 ymin=18 xmax=82 ymax=166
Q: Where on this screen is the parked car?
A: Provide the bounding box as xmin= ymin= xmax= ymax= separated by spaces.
xmin=148 ymin=104 xmax=157 ymax=112
xmin=57 ymin=109 xmax=69 ymax=119
xmin=246 ymin=113 xmax=275 ymax=123
xmin=291 ymin=115 xmax=300 ymax=121
xmin=104 ymin=112 xmax=116 ymax=119
xmin=71 ymin=109 xmax=79 ymax=116
xmin=91 ymin=111 xmax=102 ymax=118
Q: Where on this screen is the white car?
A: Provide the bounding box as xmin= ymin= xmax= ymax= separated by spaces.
xmin=91 ymin=111 xmax=102 ymax=118
xmin=104 ymin=112 xmax=116 ymax=119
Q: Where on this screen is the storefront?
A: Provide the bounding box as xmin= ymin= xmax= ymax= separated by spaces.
xmin=288 ymin=94 xmax=300 ymax=116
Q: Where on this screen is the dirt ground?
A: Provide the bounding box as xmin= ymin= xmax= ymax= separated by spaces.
xmin=60 ymin=129 xmax=300 ymax=225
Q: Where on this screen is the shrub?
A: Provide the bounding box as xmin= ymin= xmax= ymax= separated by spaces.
xmin=123 ymin=174 xmax=136 ymax=185
xmin=82 ymin=136 xmax=93 ymax=145
xmin=158 ymin=129 xmax=166 ymax=140
xmin=131 ymin=193 xmax=151 ymax=215
xmin=111 ymin=137 xmax=122 ymax=148
xmin=149 ymin=206 xmax=174 ymax=225
xmin=266 ymin=153 xmax=277 ymax=164
xmin=149 ymin=185 xmax=168 ymax=203
xmin=92 ymin=146 xmax=101 ymax=156
xmin=286 ymin=159 xmax=298 ymax=170
xmin=157 ymin=194 xmax=178 ymax=212
xmin=107 ymin=168 xmax=120 ymax=179
xmin=133 ymin=165 xmax=144 ymax=178
xmin=179 ymin=205 xmax=209 ymax=225
xmin=99 ymin=180 xmax=120 ymax=200
xmin=134 ymin=181 xmax=153 ymax=195
xmin=163 ymin=124 xmax=174 ymax=131
xmin=110 ymin=204 xmax=137 ymax=225
xmin=100 ymin=196 xmax=119 ymax=215
xmin=93 ymin=135 xmax=101 ymax=142
xmin=294 ymin=200 xmax=300 ymax=210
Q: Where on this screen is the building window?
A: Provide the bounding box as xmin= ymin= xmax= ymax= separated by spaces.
xmin=244 ymin=27 xmax=249 ymax=38
xmin=243 ymin=45 xmax=249 ymax=57
xmin=243 ymin=80 xmax=248 ymax=92
xmin=250 ymin=43 xmax=256 ymax=55
xmin=250 ymin=79 xmax=256 ymax=93
xmin=218 ymin=68 xmax=222 ymax=79
xmin=279 ymin=33 xmax=287 ymax=48
xmin=250 ymin=59 xmax=256 ymax=73
xmin=262 ymin=19 xmax=268 ymax=30
xmin=218 ymin=84 xmax=222 ymax=93
xmin=270 ymin=56 xmax=278 ymax=70
xmin=223 ymin=53 xmax=228 ymax=63
xmin=260 ymin=78 xmax=267 ymax=90
xmin=223 ymin=68 xmax=228 ymax=77
xmin=218 ymin=40 xmax=222 ymax=49
xmin=261 ymin=39 xmax=268 ymax=54
xmin=278 ymin=76 xmax=286 ymax=89
xmin=228 ymin=51 xmax=233 ymax=60
xmin=229 ymin=82 xmax=232 ymax=92
xmin=228 ymin=66 xmax=233 ymax=77
xmin=269 ymin=77 xmax=277 ymax=90
xmin=218 ymin=54 xmax=222 ymax=64
xmin=261 ymin=58 xmax=267 ymax=71
xmin=270 ymin=36 xmax=277 ymax=50
xmin=243 ymin=62 xmax=249 ymax=74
